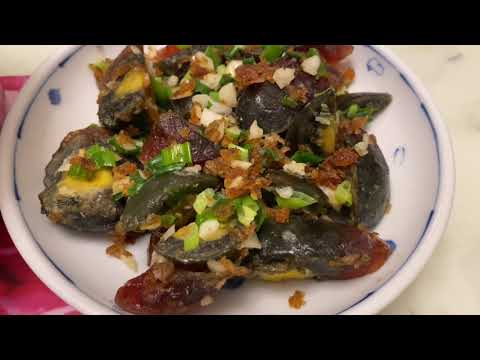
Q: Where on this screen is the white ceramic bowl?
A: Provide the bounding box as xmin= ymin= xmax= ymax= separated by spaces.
xmin=0 ymin=45 xmax=455 ymax=315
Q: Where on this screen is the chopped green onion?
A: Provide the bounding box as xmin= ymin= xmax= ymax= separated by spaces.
xmin=109 ymin=136 xmax=143 ymax=156
xmin=261 ymin=45 xmax=286 ymax=63
xmin=355 ymin=106 xmax=375 ymax=119
xmin=225 ymin=126 xmax=241 ymax=140
xmin=291 ymin=150 xmax=324 ymax=165
xmin=243 ymin=143 xmax=253 ymax=153
xmin=242 ymin=57 xmax=256 ymax=65
xmin=181 ymin=71 xmax=192 ymax=82
xmin=316 ymin=62 xmax=329 ymax=78
xmin=282 ymin=95 xmax=298 ymax=109
xmin=128 ymin=170 xmax=146 ymax=197
xmin=205 ymin=46 xmax=222 ymax=68
xmin=307 ymin=48 xmax=320 ymax=57
xmin=355 ymin=107 xmax=373 ymax=117
xmin=346 ymin=104 xmax=359 ymax=118
xmin=219 ymin=74 xmax=234 ymax=87
xmin=94 ymin=59 xmax=109 ymax=72
xmin=276 ymin=191 xmax=318 ymax=209
xmin=234 ymin=196 xmax=260 ymax=226
xmin=335 ymin=181 xmax=353 ymax=207
xmin=209 ymin=91 xmax=220 ymax=102
xmin=160 ymin=214 xmax=177 ymax=228
xmin=195 ymin=199 xmax=234 ymax=226
xmin=225 ymin=45 xmax=245 ymax=59
xmin=228 ymin=144 xmax=249 ymax=161
xmin=345 ymin=104 xmax=375 ymax=120
xmin=263 ymin=148 xmax=280 ymax=161
xmin=195 ymin=208 xmax=217 ymax=226
xmin=176 ymin=45 xmax=192 ymax=50
xmin=112 ymin=192 xmax=125 ymax=202
xmin=147 ymin=142 xmax=193 ymax=175
xmin=193 ymin=188 xmax=216 ymax=214
xmin=238 ymin=206 xmax=257 ymax=226
xmin=195 ymin=80 xmax=211 ymax=94
xmin=238 ymin=131 xmax=250 ymax=144
xmin=68 ymin=164 xmax=94 ymax=180
xmin=151 ymin=77 xmax=172 ymax=108
xmin=150 ymin=163 xmax=186 ymax=176
xmin=85 ymin=144 xmax=119 ymax=168
xmin=217 ymin=64 xmax=227 ymax=75
xmin=175 ymin=223 xmax=200 ymax=252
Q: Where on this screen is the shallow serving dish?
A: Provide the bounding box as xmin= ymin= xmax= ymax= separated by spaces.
xmin=0 ymin=45 xmax=455 ymax=314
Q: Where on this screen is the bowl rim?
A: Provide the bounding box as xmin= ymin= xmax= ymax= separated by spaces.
xmin=0 ymin=45 xmax=455 ymax=315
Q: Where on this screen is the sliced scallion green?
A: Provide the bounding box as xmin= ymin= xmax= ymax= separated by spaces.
xmin=307 ymin=48 xmax=320 ymax=57
xmin=219 ymin=74 xmax=234 ymax=87
xmin=234 ymin=196 xmax=260 ymax=226
xmin=94 ymin=59 xmax=109 ymax=72
xmin=113 ymin=192 xmax=125 ymax=202
xmin=68 ymin=164 xmax=94 ymax=180
xmin=209 ymin=91 xmax=220 ymax=102
xmin=225 ymin=45 xmax=245 ymax=59
xmin=225 ymin=126 xmax=241 ymax=140
xmin=276 ymin=191 xmax=318 ymax=209
xmin=195 ymin=208 xmax=217 ymax=226
xmin=160 ymin=214 xmax=177 ymax=228
xmin=109 ymin=136 xmax=143 ymax=156
xmin=205 ymin=46 xmax=222 ymax=68
xmin=291 ymin=151 xmax=324 ymax=165
xmin=195 ymin=80 xmax=212 ymax=94
xmin=261 ymin=45 xmax=287 ymax=63
xmin=147 ymin=142 xmax=193 ymax=176
xmin=228 ymin=144 xmax=249 ymax=161
xmin=263 ymin=148 xmax=280 ymax=162
xmin=346 ymin=104 xmax=359 ymax=118
xmin=193 ymin=188 xmax=216 ymax=214
xmin=282 ymin=95 xmax=298 ymax=109
xmin=175 ymin=223 xmax=200 ymax=252
xmin=127 ymin=171 xmax=147 ymax=197
xmin=85 ymin=144 xmax=119 ymax=168
xmin=335 ymin=180 xmax=353 ymax=207
xmin=316 ymin=62 xmax=329 ymax=78
xmin=151 ymin=77 xmax=172 ymax=108
xmin=242 ymin=57 xmax=256 ymax=65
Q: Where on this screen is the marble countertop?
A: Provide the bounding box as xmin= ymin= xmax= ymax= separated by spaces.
xmin=0 ymin=45 xmax=470 ymax=315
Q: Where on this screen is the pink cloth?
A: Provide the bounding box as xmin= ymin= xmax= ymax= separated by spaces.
xmin=0 ymin=76 xmax=80 ymax=315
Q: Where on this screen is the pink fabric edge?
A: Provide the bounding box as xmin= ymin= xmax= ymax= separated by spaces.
xmin=0 ymin=75 xmax=81 ymax=316
xmin=0 ymin=76 xmax=29 ymax=91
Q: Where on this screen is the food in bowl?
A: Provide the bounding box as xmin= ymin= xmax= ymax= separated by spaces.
xmin=38 ymin=45 xmax=393 ymax=314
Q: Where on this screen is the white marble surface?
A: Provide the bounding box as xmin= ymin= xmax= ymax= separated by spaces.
xmin=0 ymin=45 xmax=470 ymax=315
